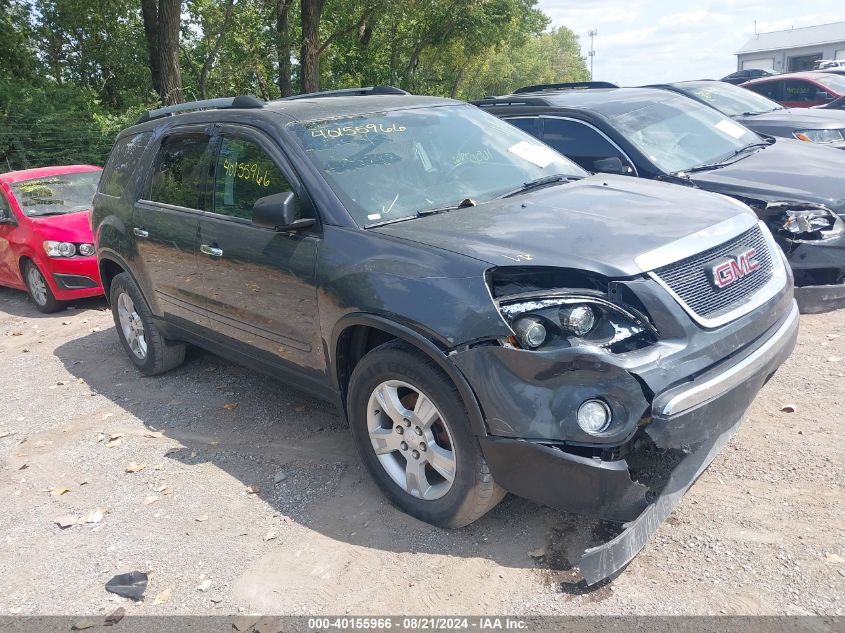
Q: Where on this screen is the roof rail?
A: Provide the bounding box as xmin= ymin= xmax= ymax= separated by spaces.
xmin=281 ymin=85 xmax=409 ymax=101
xmin=136 ymin=95 xmax=265 ymax=124
xmin=513 ymin=81 xmax=619 ymax=94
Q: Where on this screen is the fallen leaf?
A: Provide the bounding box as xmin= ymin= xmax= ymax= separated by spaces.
xmin=152 ymin=587 xmax=172 ymax=605
xmin=10 ymin=331 xmax=23 ymax=336
xmin=125 ymin=462 xmax=146 ymax=473
xmin=197 ymin=579 xmax=212 ymax=592
xmin=144 ymin=431 xmax=164 ymax=438
xmin=106 ymin=438 xmax=122 ymax=448
xmin=61 ymin=320 xmax=71 ymax=326
xmin=246 ymin=484 xmax=260 ymax=495
xmin=71 ymin=619 xmax=97 ymax=630
xmin=144 ymin=495 xmax=159 ymax=505
xmin=104 ymin=607 xmax=126 ymax=626
xmin=17 ymin=463 xmax=28 ymax=470
xmin=195 ymin=514 xmax=209 ymax=522
xmin=164 ymin=448 xmax=180 ymax=456
xmin=780 ymin=404 xmax=796 ymax=413
xmin=96 ymin=433 xmax=106 ymax=443
xmin=223 ymin=402 xmax=239 ymax=411
xmin=0 ymin=431 xmax=11 ymax=438
xmin=50 ymin=487 xmax=70 ymax=496
xmin=54 ymin=515 xmax=79 ymax=529
xmin=264 ymin=529 xmax=277 ymax=542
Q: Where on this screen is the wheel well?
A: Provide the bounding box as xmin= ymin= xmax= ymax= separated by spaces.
xmin=336 ymin=325 xmax=397 ymax=401
xmin=99 ymin=259 xmax=126 ymax=299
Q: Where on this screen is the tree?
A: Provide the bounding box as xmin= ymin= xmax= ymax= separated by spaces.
xmin=276 ymin=0 xmax=295 ymax=96
xmin=299 ymin=0 xmax=323 ymax=92
xmin=141 ymin=0 xmax=184 ymax=104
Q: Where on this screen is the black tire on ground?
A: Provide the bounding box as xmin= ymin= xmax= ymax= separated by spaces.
xmin=109 ymin=272 xmax=186 ymax=376
xmin=347 ymin=340 xmax=505 ymax=528
xmin=23 ymin=260 xmax=63 ymax=313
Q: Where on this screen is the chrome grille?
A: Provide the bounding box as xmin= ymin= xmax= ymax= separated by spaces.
xmin=652 ymin=225 xmax=774 ymax=319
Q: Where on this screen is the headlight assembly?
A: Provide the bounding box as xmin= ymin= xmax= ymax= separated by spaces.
xmin=767 ymin=202 xmax=845 ymax=241
xmin=43 ymin=241 xmax=77 ymax=257
xmin=499 ymin=294 xmax=657 ymax=353
xmin=793 ymin=129 xmax=845 ymax=144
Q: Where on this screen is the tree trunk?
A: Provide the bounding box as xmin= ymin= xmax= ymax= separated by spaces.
xmin=140 ymin=0 xmax=161 ymax=95
xmin=158 ymin=0 xmax=184 ymax=105
xmin=299 ymin=0 xmax=324 ymax=93
xmin=276 ymin=0 xmax=294 ymax=97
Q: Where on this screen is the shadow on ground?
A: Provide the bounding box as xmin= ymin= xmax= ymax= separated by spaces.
xmin=53 ymin=322 xmax=622 ymax=593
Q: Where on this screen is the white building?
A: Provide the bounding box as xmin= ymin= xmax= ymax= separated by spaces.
xmin=736 ymin=21 xmax=845 ymax=73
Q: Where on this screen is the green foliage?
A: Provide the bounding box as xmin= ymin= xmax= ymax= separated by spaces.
xmin=0 ymin=0 xmax=588 ymax=171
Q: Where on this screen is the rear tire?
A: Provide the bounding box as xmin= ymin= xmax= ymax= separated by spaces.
xmin=109 ymin=272 xmax=185 ymax=376
xmin=348 ymin=340 xmax=505 ymax=528
xmin=23 ymin=260 xmax=63 ymax=313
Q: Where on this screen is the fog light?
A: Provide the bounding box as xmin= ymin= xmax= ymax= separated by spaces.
xmin=577 ymin=399 xmax=611 ymax=434
xmin=513 ymin=317 xmax=547 ymax=349
xmin=78 ymin=243 xmax=95 ymax=256
xmin=559 ymin=305 xmax=596 ymax=336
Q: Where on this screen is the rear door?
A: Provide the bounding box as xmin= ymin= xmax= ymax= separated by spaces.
xmin=196 ymin=126 xmax=322 ymax=373
xmin=133 ymin=131 xmax=214 ymax=325
xmin=782 ymin=79 xmax=824 ymax=107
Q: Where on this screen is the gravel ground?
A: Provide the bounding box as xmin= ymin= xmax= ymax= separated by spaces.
xmin=0 ymin=286 xmax=843 ymax=616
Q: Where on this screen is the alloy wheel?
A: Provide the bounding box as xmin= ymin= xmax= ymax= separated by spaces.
xmin=117 ymin=292 xmax=148 ymax=360
xmin=27 ymin=265 xmax=48 ymax=306
xmin=366 ymin=379 xmax=457 ymax=500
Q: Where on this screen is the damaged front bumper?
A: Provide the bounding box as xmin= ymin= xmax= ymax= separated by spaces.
xmin=782 ymin=224 xmax=845 ymax=314
xmin=457 ymin=299 xmax=799 ymax=585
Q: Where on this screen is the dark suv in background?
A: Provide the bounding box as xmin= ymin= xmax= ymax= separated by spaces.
xmin=721 ymin=68 xmax=778 ymax=85
xmin=92 ymin=88 xmax=797 ymax=584
xmin=476 ymin=82 xmax=845 ymax=312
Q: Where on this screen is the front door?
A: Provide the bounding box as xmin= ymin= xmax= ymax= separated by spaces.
xmin=197 ymin=129 xmax=322 ymax=373
xmin=0 ymin=189 xmax=20 ymax=287
xmin=133 ymin=132 xmax=213 ymax=325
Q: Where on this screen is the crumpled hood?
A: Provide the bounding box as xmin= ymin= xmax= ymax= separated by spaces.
xmin=372 ymin=174 xmax=754 ymax=277
xmin=690 ymin=137 xmax=845 ymax=215
xmin=28 ymin=209 xmax=95 ymax=243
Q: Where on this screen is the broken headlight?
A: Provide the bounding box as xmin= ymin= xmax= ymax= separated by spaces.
xmin=499 ymin=294 xmax=657 ymax=353
xmin=768 ymin=202 xmax=845 ymax=241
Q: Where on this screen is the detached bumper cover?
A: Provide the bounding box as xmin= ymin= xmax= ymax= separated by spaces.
xmin=470 ymin=301 xmax=799 ymax=585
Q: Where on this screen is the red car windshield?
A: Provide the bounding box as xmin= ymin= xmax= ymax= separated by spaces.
xmin=10 ymin=171 xmax=100 ymax=218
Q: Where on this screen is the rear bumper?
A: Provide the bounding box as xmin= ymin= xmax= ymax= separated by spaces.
xmin=476 ymin=301 xmax=799 ymax=584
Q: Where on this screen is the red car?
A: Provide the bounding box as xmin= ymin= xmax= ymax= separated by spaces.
xmin=741 ymin=71 xmax=845 ymax=108
xmin=0 ymin=165 xmax=104 ymax=312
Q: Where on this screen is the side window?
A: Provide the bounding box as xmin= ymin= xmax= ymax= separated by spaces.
xmin=99 ymin=132 xmax=151 ymax=197
xmin=506 ymin=117 xmax=540 ymax=138
xmin=146 ymin=135 xmax=213 ymax=210
xmin=0 ymin=191 xmax=13 ymax=222
xmin=750 ymin=80 xmax=781 ymax=100
xmin=784 ymin=80 xmax=816 ymax=102
xmin=541 ymin=118 xmax=629 ymax=172
xmin=213 ymin=137 xmax=296 ymax=220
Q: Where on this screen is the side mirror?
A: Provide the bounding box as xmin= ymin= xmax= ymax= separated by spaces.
xmin=593 ymin=156 xmax=634 ymax=176
xmin=252 ymin=191 xmax=315 ymax=232
xmin=816 ymin=91 xmax=834 ymax=102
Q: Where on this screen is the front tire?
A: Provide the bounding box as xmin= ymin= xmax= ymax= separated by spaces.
xmin=23 ymin=260 xmax=62 ymax=313
xmin=348 ymin=341 xmax=505 ymax=528
xmin=109 ymin=272 xmax=185 ymax=376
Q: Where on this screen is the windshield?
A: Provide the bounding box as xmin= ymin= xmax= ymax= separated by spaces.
xmin=608 ymin=95 xmax=762 ymax=173
xmin=816 ymin=74 xmax=845 ymax=94
xmin=680 ymin=82 xmax=782 ymax=116
xmin=11 ymin=171 xmax=101 ymax=218
xmin=289 ymin=104 xmax=585 ymax=226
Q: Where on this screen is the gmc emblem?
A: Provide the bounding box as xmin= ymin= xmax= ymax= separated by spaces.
xmin=709 ymin=248 xmax=760 ymax=289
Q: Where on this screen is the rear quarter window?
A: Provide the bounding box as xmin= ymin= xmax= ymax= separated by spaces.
xmin=99 ymin=132 xmax=152 ymax=197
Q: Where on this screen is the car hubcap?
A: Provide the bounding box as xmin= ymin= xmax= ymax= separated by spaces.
xmin=27 ymin=266 xmax=48 ymax=306
xmin=117 ymin=293 xmax=147 ymax=360
xmin=366 ymin=380 xmax=456 ymax=500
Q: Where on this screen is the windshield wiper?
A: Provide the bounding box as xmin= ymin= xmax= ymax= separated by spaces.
xmin=675 ymin=139 xmax=774 ymax=175
xmin=498 ymin=173 xmax=578 ymax=198
xmin=416 ymin=197 xmax=478 ymax=216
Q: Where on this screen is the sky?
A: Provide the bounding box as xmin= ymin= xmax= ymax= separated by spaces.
xmin=537 ymin=0 xmax=844 ymax=85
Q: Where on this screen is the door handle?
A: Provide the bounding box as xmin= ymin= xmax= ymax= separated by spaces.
xmin=200 ymin=244 xmax=223 ymax=258
xmin=133 ymin=227 xmax=149 ymax=238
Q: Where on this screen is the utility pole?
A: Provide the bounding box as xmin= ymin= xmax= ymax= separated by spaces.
xmin=588 ymin=29 xmax=597 ymax=80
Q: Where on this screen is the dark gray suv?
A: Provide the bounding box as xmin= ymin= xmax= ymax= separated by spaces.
xmin=91 ymin=88 xmax=798 ymax=584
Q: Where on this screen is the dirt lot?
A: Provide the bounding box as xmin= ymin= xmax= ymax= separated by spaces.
xmin=0 ymin=286 xmax=843 ymax=617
